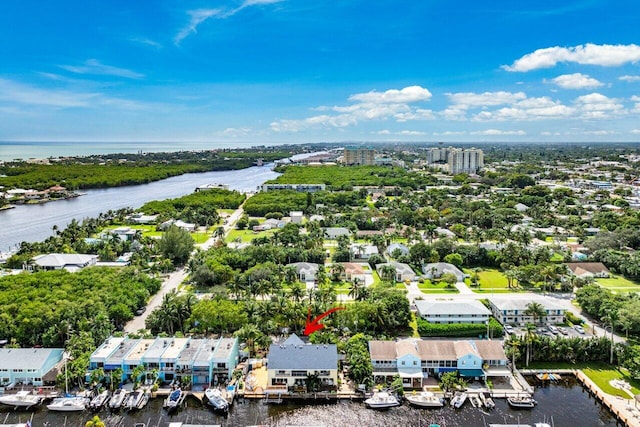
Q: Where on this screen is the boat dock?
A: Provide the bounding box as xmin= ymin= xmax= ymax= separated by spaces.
xmin=575 ymin=370 xmax=640 ymax=427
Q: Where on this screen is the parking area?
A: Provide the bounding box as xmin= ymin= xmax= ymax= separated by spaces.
xmin=503 ymin=323 xmax=591 ymax=339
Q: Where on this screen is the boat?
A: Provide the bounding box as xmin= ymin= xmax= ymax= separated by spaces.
xmin=125 ymin=390 xmax=148 ymax=411
xmin=87 ymin=389 xmax=110 ymax=411
xmin=507 ymin=395 xmax=537 ymax=408
xmin=449 ymin=391 xmax=468 ymax=408
xmin=164 ymin=387 xmax=184 ymax=411
xmin=480 ymin=391 xmax=495 ymax=410
xmin=470 ymin=393 xmax=483 ymax=408
xmin=0 ymin=390 xmax=42 ymax=408
xmin=536 ymin=372 xmax=561 ymax=381
xmin=108 ymin=388 xmax=128 ymax=410
xmin=46 ymin=396 xmax=89 ymax=412
xmin=405 ymin=390 xmax=444 ymax=408
xmin=204 ymin=387 xmax=229 ymax=412
xmin=364 ymin=390 xmax=400 ymax=409
xmin=226 ymin=383 xmax=237 ymax=403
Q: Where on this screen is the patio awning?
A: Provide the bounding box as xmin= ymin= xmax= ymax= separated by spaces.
xmin=485 ymin=367 xmax=512 ymax=377
xmin=459 ymin=369 xmax=485 ymax=377
xmin=399 ymin=372 xmax=424 ymax=378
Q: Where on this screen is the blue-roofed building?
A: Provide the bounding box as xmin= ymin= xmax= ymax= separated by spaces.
xmin=266 ymin=334 xmax=338 ymax=392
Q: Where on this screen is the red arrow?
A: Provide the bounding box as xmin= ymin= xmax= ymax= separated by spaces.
xmin=304 ymin=307 xmax=346 ymax=336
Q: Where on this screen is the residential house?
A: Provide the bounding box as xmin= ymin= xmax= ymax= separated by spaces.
xmin=127 ymin=213 xmax=159 ymax=224
xmin=32 ymin=253 xmax=98 ymax=272
xmin=340 ymin=262 xmax=366 ymax=284
xmin=289 ymin=211 xmax=304 ymax=224
xmin=266 ymin=334 xmax=338 ymax=392
xmin=385 ymin=243 xmax=409 ymax=258
xmin=287 ymin=262 xmax=319 ymax=283
xmin=435 ymin=227 xmax=457 ymax=239
xmin=260 ymin=183 xmax=326 ymax=192
xmin=567 ymin=262 xmax=610 ymax=278
xmin=369 ymin=338 xmax=508 ymax=389
xmin=0 ymin=348 xmax=64 ymax=387
xmin=160 ymin=219 xmax=196 ymax=232
xmin=323 ymin=227 xmax=351 ymax=239
xmin=415 ymin=299 xmax=490 ymax=324
xmin=489 ymin=297 xmax=566 ymax=326
xmin=376 ymin=261 xmax=416 ymax=282
xmin=103 ymin=227 xmax=137 ymax=241
xmin=350 ymin=243 xmax=379 ymax=261
xmin=422 ymin=262 xmax=466 ymax=282
xmin=514 ymin=203 xmax=529 ymax=212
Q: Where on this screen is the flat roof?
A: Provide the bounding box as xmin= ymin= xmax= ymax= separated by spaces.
xmin=212 ymin=338 xmax=235 ymax=360
xmin=178 ymin=339 xmax=205 ymax=366
xmin=0 ymin=348 xmax=64 ymax=370
xmin=194 ymin=339 xmax=218 ymax=366
xmin=144 ymin=337 xmax=172 ymax=360
xmin=162 ymin=338 xmax=190 ymax=360
xmin=91 ymin=337 xmax=125 ymax=361
xmin=106 ymin=339 xmax=139 ymax=365
xmin=124 ymin=339 xmax=155 ymax=363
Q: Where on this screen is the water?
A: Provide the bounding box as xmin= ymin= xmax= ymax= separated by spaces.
xmin=0 ymin=165 xmax=280 ymax=251
xmin=0 ymin=141 xmax=296 ymax=162
xmin=0 ymin=379 xmax=619 ymax=427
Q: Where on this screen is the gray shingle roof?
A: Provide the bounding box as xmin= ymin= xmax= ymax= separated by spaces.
xmin=0 ymin=348 xmax=64 ymax=370
xmin=268 ymin=343 xmax=338 ymax=370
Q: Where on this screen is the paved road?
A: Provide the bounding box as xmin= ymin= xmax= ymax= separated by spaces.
xmin=123 ymin=201 xmax=247 ymax=333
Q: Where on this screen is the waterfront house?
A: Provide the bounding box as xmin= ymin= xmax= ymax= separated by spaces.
xmin=32 ymin=253 xmax=98 ymax=272
xmin=102 ymin=227 xmax=137 ymax=242
xmin=567 ymin=262 xmax=610 ymax=278
xmin=422 ymin=262 xmax=466 ymax=282
xmin=414 ymin=299 xmax=491 ymax=324
xmin=266 ymin=334 xmax=338 ymax=392
xmin=375 ymin=261 xmax=416 ymax=282
xmin=0 ymin=348 xmax=64 ymax=388
xmin=286 ymin=262 xmax=319 ymax=283
xmin=489 ymin=297 xmax=566 ymax=326
xmin=369 ymin=339 xmax=508 ymax=389
xmin=260 ymin=183 xmax=326 ymax=192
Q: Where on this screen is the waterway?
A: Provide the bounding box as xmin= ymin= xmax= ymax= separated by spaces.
xmin=0 ymin=165 xmax=280 ymax=251
xmin=0 ymin=378 xmax=620 ymax=427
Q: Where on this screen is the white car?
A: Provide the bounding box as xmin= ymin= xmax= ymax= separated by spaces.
xmin=504 ymin=325 xmax=515 ymax=334
xmin=574 ymin=325 xmax=585 ymax=334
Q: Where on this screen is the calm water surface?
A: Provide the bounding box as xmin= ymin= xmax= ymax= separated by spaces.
xmin=0 ymin=379 xmax=619 ymax=427
xmin=0 ymin=165 xmax=280 ymax=251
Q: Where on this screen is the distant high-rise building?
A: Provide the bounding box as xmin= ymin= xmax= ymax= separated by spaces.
xmin=425 ymin=146 xmax=484 ymax=174
xmin=344 ymin=146 xmax=375 ymax=166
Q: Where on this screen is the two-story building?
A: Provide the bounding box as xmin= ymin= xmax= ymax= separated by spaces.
xmin=266 ymin=335 xmax=338 ymax=392
xmin=0 ymin=348 xmax=64 ymax=387
xmin=489 ymin=297 xmax=566 ymax=326
xmin=415 ymin=299 xmax=491 ymax=324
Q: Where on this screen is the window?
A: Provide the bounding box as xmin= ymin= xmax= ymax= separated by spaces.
xmin=165 ymin=363 xmax=174 ymax=369
xmin=413 ymin=361 xmax=417 ymax=366
xmin=217 ymin=363 xmax=226 ymax=368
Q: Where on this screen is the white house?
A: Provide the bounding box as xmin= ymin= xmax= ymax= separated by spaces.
xmin=350 ymin=244 xmax=379 ymax=261
xmin=0 ymin=348 xmax=64 ymax=387
xmin=422 ymin=262 xmax=466 ymax=282
xmin=287 ymin=262 xmax=319 ymax=283
xmin=323 ymin=227 xmax=351 ymax=239
xmin=385 ymin=243 xmax=410 ymax=258
xmin=289 ymin=211 xmax=304 ymax=224
xmin=32 ymin=253 xmax=98 ymax=272
xmin=489 ymin=297 xmax=566 ymax=326
xmin=567 ymin=262 xmax=610 ymax=278
xmin=415 ymin=299 xmax=490 ymax=324
xmin=376 ymin=261 xmax=416 ymax=282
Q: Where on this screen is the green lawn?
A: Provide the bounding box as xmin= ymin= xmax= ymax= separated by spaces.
xmin=417 ymin=279 xmax=458 ymax=294
xmin=191 ymin=232 xmax=210 ymax=244
xmin=597 ymin=276 xmax=640 ymax=291
xmin=225 ymin=228 xmax=275 ymax=243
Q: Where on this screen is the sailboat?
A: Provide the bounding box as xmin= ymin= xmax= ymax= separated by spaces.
xmin=46 ymin=356 xmax=89 ymax=412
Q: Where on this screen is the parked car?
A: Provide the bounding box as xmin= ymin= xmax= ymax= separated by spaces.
xmin=504 ymin=325 xmax=515 ymax=334
xmin=574 ymin=325 xmax=585 ymax=334
xmin=135 ymin=306 xmax=146 ymax=316
xmin=557 ymin=326 xmax=569 ymax=335
xmin=547 ymin=325 xmax=559 ymax=335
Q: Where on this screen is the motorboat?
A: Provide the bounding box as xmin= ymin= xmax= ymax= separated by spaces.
xmin=0 ymin=390 xmax=42 ymax=408
xmin=108 ymin=388 xmax=128 ymax=410
xmin=364 ymin=390 xmax=400 ymax=409
xmin=449 ymin=391 xmax=468 ymax=408
xmin=405 ymin=390 xmax=444 ymax=408
xmin=470 ymin=393 xmax=483 ymax=408
xmin=480 ymin=391 xmax=495 ymax=409
xmin=226 ymin=383 xmax=237 ymax=403
xmin=164 ymin=387 xmax=184 ymax=412
xmin=125 ymin=390 xmax=148 ymax=411
xmin=87 ymin=390 xmax=110 ymax=411
xmin=204 ymin=387 xmax=229 ymax=412
xmin=507 ymin=395 xmax=537 ymax=408
xmin=46 ymin=396 xmax=89 ymax=412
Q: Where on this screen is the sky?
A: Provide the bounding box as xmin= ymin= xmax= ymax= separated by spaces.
xmin=1 ymin=0 xmax=640 ymax=145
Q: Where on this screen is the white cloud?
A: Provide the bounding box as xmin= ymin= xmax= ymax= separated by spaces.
xmin=59 ymin=59 xmax=144 ymax=79
xmin=503 ymin=43 xmax=640 ymax=72
xmin=470 ymin=96 xmax=574 ymax=122
xmin=221 ymin=127 xmax=252 ymax=137
xmin=174 ymin=9 xmax=221 ymax=45
xmin=240 ymin=0 xmax=285 ymax=7
xmin=550 ymin=73 xmax=603 ymax=89
xmin=433 ymin=131 xmax=467 ymax=136
xmin=620 ymin=75 xmax=640 ymax=82
xmin=130 ymin=37 xmax=163 ymax=49
xmin=398 ymin=130 xmax=426 ymax=135
xmin=446 ymin=91 xmax=526 ymax=109
xmin=349 ymin=86 xmax=432 ymax=104
xmin=583 ymin=130 xmax=617 ymax=135
xmin=270 ymin=85 xmax=433 ymax=132
xmin=573 ymin=93 xmax=625 ymax=119
xmin=376 ymin=130 xmax=391 ymax=135
xmin=631 ymin=129 xmax=640 ymax=134
xmin=470 ymin=129 xmax=526 ymax=136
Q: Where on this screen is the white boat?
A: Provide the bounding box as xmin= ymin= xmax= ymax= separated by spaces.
xmin=449 ymin=391 xmax=468 ymax=408
xmin=108 ymin=388 xmax=128 ymax=410
xmin=46 ymin=396 xmax=89 ymax=412
xmin=364 ymin=390 xmax=400 ymax=409
xmin=470 ymin=393 xmax=483 ymax=408
xmin=164 ymin=388 xmax=184 ymax=411
xmin=88 ymin=390 xmax=110 ymax=411
xmin=507 ymin=395 xmax=537 ymax=408
xmin=204 ymin=387 xmax=229 ymax=412
xmin=0 ymin=390 xmax=42 ymax=408
xmin=126 ymin=390 xmax=148 ymax=411
xmin=405 ymin=390 xmax=444 ymax=408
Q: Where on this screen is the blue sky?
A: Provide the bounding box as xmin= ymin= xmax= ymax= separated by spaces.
xmin=1 ymin=0 xmax=640 ymax=144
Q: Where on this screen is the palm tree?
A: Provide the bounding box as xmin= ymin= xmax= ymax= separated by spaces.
xmin=524 ymin=323 xmax=537 ymax=367
xmin=524 ymin=302 xmax=547 ymax=326
xmin=236 ymin=324 xmax=261 ymax=358
xmin=348 ymin=277 xmax=367 ymax=301
xmin=379 ymin=265 xmax=397 ymax=283
xmin=289 ymin=281 xmax=305 ymax=303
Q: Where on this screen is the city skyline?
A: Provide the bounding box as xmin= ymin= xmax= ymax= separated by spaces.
xmin=1 ymin=1 xmax=640 ymax=144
